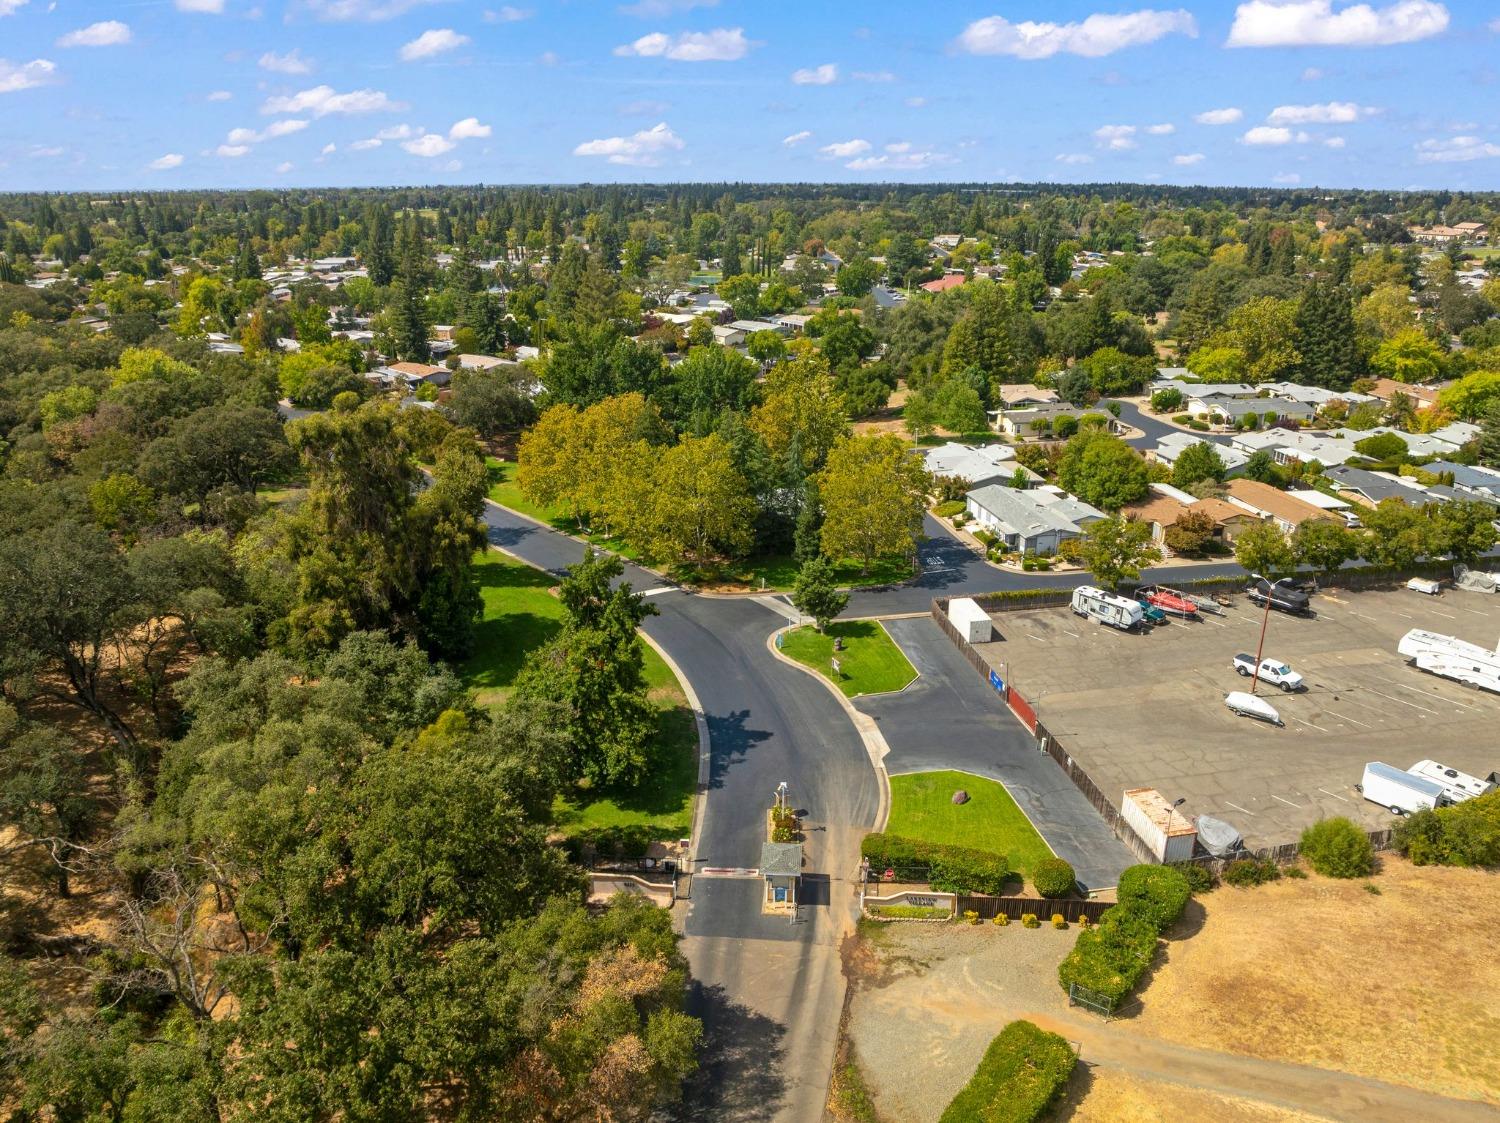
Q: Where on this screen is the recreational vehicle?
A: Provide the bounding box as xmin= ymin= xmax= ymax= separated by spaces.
xmin=1397 ymin=629 xmax=1500 ymax=695
xmin=1407 ymin=760 xmax=1499 ymax=802
xmin=1071 ymin=585 xmax=1145 ymax=632
xmin=1359 ymin=762 xmax=1452 ymax=816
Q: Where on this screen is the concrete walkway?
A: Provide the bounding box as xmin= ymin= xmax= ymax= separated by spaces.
xmin=857 ymin=616 xmax=1133 ymax=891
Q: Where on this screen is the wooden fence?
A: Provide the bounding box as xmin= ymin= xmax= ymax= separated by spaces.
xmin=957 ymin=895 xmax=1114 ymax=923
xmin=929 ymin=598 xmax=1398 ymax=866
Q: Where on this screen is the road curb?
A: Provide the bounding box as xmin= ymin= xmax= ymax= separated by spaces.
xmin=640 ymin=631 xmax=712 ymax=871
xmin=766 ymin=625 xmax=893 ymax=833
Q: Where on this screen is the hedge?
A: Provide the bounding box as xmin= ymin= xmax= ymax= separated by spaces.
xmin=860 ymin=833 xmax=1012 ymax=895
xmin=938 ymin=1020 xmax=1076 ymax=1123
xmin=1393 ymin=792 xmax=1500 ymax=868
xmin=1032 ymin=858 xmax=1077 ymax=898
xmin=1057 ymin=864 xmax=1189 ymax=1005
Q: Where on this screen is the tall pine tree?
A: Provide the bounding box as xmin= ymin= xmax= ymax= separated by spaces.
xmin=1292 ymin=280 xmax=1359 ymax=390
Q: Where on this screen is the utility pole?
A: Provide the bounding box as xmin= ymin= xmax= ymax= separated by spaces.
xmin=1250 ymin=581 xmax=1274 ymax=695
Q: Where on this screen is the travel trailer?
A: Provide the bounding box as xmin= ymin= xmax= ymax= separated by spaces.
xmin=1397 ymin=629 xmax=1500 ymax=695
xmin=1071 ymin=585 xmax=1145 ymax=632
xmin=1407 ymin=760 xmax=1498 ymax=802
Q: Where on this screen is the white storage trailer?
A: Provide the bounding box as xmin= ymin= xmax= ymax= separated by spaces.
xmin=1407 ymin=760 xmax=1499 ymax=802
xmin=947 ymin=597 xmax=993 ymax=643
xmin=1071 ymin=585 xmax=1145 ymax=632
xmin=1397 ymin=628 xmax=1500 ymax=694
xmin=1121 ymin=787 xmax=1198 ymax=862
xmin=1359 ymin=762 xmax=1453 ymax=815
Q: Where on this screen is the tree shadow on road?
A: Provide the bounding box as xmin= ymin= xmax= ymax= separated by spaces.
xmin=672 ymin=981 xmax=788 ymax=1121
xmin=705 ymin=709 xmax=772 ymax=791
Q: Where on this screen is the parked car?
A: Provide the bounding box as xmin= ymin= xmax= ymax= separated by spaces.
xmin=1246 ymin=575 xmax=1312 ymax=616
xmin=1132 ymin=593 xmax=1169 ymax=626
xmin=1232 ymin=653 xmax=1305 ymax=692
xmin=1224 ymin=691 xmax=1282 ymax=726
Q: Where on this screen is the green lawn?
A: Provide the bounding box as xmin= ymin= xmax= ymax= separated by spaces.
xmin=485 ymin=458 xmax=645 ymax=563
xmin=461 ymin=547 xmax=696 ymax=853
xmin=780 ymin=620 xmax=917 ymax=698
xmin=886 ymin=770 xmax=1055 ymax=879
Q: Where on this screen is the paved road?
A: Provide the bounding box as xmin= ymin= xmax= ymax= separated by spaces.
xmin=1114 ymin=398 xmax=1237 ymax=452
xmin=860 ymin=617 xmax=1133 ymax=891
xmin=482 ymin=502 xmax=878 ymax=1123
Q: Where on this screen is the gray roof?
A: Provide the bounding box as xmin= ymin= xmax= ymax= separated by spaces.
xmin=1324 ymin=465 xmax=1435 ymax=506
xmin=759 ymin=842 xmax=803 ymax=876
xmin=1423 ymin=461 xmax=1500 ymax=495
xmin=1211 ymin=396 xmax=1316 ymax=420
xmin=967 ymin=484 xmax=1092 ymax=536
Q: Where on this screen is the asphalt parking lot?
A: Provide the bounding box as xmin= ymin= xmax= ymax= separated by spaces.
xmin=971 ymin=586 xmax=1500 ymax=849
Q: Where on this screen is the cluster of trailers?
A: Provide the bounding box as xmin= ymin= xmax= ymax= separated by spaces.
xmin=1069 ymin=584 xmax=1209 ymax=631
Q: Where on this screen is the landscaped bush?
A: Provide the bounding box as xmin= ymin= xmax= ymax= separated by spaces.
xmin=934 ymin=500 xmax=966 ymax=519
xmin=1299 ymin=817 xmax=1375 ymax=879
xmin=1115 ymin=865 xmax=1190 ymax=929
xmin=1169 ymin=861 xmax=1216 ymax=894
xmin=1032 ymin=858 xmax=1077 ymax=898
xmin=860 ymin=833 xmax=1012 ymax=895
xmin=1222 ymin=857 xmax=1280 ymax=887
xmin=939 ymin=1020 xmax=1076 ymax=1123
xmin=1393 ymin=793 xmax=1500 ymax=867
xmin=1021 ymin=913 xmax=1039 ymax=928
xmin=1056 ymin=905 xmax=1160 ymax=1004
xmin=1171 ymin=414 xmax=1194 ymax=425
xmin=1051 ymin=914 xmax=1066 ymax=929
xmin=869 ymin=904 xmax=950 ymax=920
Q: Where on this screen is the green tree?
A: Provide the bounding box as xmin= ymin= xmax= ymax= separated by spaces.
xmin=0 ymin=705 xmax=97 ymax=897
xmin=747 ymin=329 xmax=788 ymax=366
xmin=1233 ymin=521 xmax=1296 ymax=579
xmin=1163 ymin=509 xmax=1215 ymax=556
xmin=791 ymin=556 xmax=849 ymax=631
xmin=835 ymin=257 xmax=880 ymax=297
xmin=1076 ymin=347 xmax=1154 ymax=397
xmin=1370 ymin=328 xmax=1445 ymax=384
xmin=1436 ymin=369 xmax=1500 ymax=421
xmin=1075 ymin=515 xmax=1160 ymax=590
xmin=1291 ymin=519 xmax=1358 ymax=576
xmin=641 ymin=433 xmax=756 ymax=567
xmin=1358 ymin=498 xmax=1435 ymax=569
xmin=1149 ymin=386 xmax=1183 ymax=413
xmin=138 ymin=403 xmax=290 ymax=509
xmin=749 ymin=344 xmax=850 ymax=476
xmin=440 ymin=365 xmax=537 ymax=439
xmin=1428 ymin=499 xmax=1499 ymax=567
xmin=1057 ymin=431 xmax=1149 ymax=510
xmin=1242 ymin=448 xmax=1279 ymax=483
xmin=903 ymin=390 xmax=939 ymax=443
xmin=1480 ymin=400 xmax=1500 ymax=469
xmin=1170 ymin=441 xmax=1227 ymax=488
xmin=818 ymin=434 xmax=931 ymax=571
xmin=1292 ymin=280 xmax=1360 ymax=390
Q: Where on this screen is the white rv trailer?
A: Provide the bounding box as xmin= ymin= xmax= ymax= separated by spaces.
xmin=1397 ymin=629 xmax=1500 ymax=695
xmin=1359 ymin=762 xmax=1452 ymax=816
xmin=1407 ymin=760 xmax=1499 ymax=802
xmin=1070 ymin=585 xmax=1145 ymax=632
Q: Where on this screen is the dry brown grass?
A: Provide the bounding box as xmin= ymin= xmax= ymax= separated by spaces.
xmin=1132 ymin=858 xmax=1500 ymax=1104
xmin=1059 ymin=1070 xmax=1324 ymax=1123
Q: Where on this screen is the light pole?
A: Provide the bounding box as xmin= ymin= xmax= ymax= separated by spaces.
xmin=1249 ymin=577 xmax=1275 ymax=695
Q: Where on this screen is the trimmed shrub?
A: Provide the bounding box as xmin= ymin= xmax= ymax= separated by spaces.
xmin=1057 ymin=905 xmax=1160 ymax=1004
xmin=860 ymin=833 xmax=1012 ymax=895
xmin=1223 ymin=858 xmax=1279 ymax=887
xmin=1169 ymin=861 xmax=1216 ymax=895
xmin=1021 ymin=913 xmax=1039 ymax=929
xmin=1051 ymin=914 xmax=1066 ymax=929
xmin=992 ymin=913 xmax=1009 ymax=927
xmin=939 ymin=1020 xmax=1076 ymax=1123
xmin=1299 ymin=817 xmax=1375 ymax=879
xmin=1115 ymin=865 xmax=1190 ymax=929
xmin=965 ymin=910 xmax=981 ymax=925
xmin=1032 ymin=858 xmax=1077 ymax=899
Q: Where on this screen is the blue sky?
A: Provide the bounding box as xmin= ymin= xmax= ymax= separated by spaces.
xmin=1 ymin=0 xmax=1498 ymax=190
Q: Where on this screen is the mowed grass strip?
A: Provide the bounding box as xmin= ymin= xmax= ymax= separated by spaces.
xmin=462 ymin=548 xmax=696 ymax=848
xmin=780 ymin=620 xmax=917 ymax=698
xmin=886 ymin=770 xmax=1054 ymax=879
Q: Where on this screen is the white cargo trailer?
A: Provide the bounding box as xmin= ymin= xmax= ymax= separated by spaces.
xmin=1407 ymin=760 xmax=1499 ymax=802
xmin=1121 ymin=787 xmax=1198 ymax=863
xmin=947 ymin=597 xmax=993 ymax=643
xmin=1358 ymin=762 xmax=1452 ymax=816
xmin=1071 ymin=585 xmax=1145 ymax=632
xmin=1397 ymin=628 xmax=1500 ymax=694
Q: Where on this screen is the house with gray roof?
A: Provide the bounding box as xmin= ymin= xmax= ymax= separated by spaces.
xmin=921 ymin=441 xmax=1017 ymax=489
xmin=1323 ymin=465 xmax=1439 ymax=508
xmin=1150 ymin=431 xmax=1250 ymax=475
xmin=1425 ymin=461 xmax=1500 ymax=500
xmin=965 ymin=484 xmax=1103 ymax=554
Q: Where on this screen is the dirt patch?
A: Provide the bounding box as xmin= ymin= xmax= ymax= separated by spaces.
xmin=1131 ymin=858 xmax=1500 ymax=1104
xmin=1058 ymin=1069 xmax=1325 ymax=1123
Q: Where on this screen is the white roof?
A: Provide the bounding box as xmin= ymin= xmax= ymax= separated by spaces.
xmin=1153 ymin=431 xmax=1249 ymax=470
xmin=922 ymin=441 xmax=1017 ymax=482
xmin=1286 ymin=488 xmax=1350 ymax=511
xmin=1257 ymin=381 xmax=1376 ymax=406
xmin=1231 ymin=428 xmax=1360 ymax=465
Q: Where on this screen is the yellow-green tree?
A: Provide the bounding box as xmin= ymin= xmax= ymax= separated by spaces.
xmin=516 ymin=402 xmax=587 ymax=519
xmin=750 ymin=343 xmax=849 ymax=475
xmin=818 ymin=434 xmax=930 ymax=572
xmin=640 ymin=433 xmax=755 ymax=567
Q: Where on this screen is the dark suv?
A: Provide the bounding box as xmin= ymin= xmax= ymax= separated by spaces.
xmin=1246 ymin=575 xmax=1313 ymax=616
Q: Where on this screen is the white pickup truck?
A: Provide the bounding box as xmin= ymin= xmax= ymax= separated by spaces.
xmin=1232 ymin=653 xmax=1305 ymax=692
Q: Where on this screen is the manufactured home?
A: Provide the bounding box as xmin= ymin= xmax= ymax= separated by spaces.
xmin=1397 ymin=629 xmax=1500 ymax=695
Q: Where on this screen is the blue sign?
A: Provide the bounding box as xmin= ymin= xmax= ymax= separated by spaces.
xmin=988 ymin=669 xmax=1005 ymax=694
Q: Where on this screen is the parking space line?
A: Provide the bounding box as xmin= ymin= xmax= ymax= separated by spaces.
xmin=1292 ymin=717 xmax=1329 ymax=732
xmin=1396 ymin=612 xmax=1414 ymax=619
xmin=1351 ymin=612 xmax=1376 ymax=621
xmin=1025 ymin=634 xmax=1045 ymax=642
xmin=1062 ymin=630 xmax=1079 ymax=638
xmin=1393 ymin=681 xmax=1477 ymax=710
xmin=1272 ymin=794 xmax=1301 ymax=808
xmin=1324 ymin=711 xmax=1370 ymax=728
xmin=1366 ymin=688 xmax=1436 ymax=715
xmin=1224 ymin=801 xmax=1255 ymax=815
xmin=1430 ymin=610 xmax=1457 ymax=619
xmin=1317 ymin=788 xmax=1350 ymax=802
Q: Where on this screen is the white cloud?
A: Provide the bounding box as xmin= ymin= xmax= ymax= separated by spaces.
xmin=539 ymin=51 xmax=560 ymax=65
xmin=852 ymin=69 xmax=895 ymax=82
xmin=376 ymin=124 xmax=416 ymax=139
xmin=149 ymin=153 xmax=184 ymax=169
xmin=1055 ymin=153 xmax=1094 ymax=164
xmin=791 ymin=63 xmax=837 ymax=85
xmin=227 ymin=119 xmax=308 ymax=145
xmin=321 ymin=142 xmax=337 ymax=154
xmin=782 ymin=130 xmax=812 ymax=146
xmin=484 ymin=6 xmax=533 ymax=21
xmin=0 ymin=1 xmax=29 ymax=15
xmin=1301 ymin=66 xmax=1326 ymax=79
xmin=216 ymin=144 xmax=250 ymax=157
xmin=29 ymin=146 xmax=65 ymax=158
xmin=1267 ymin=101 xmax=1371 ymax=124
xmin=1095 ymin=124 xmax=1138 ymax=150
xmin=1324 ymin=135 xmax=1347 ymax=147
xmin=957 ymin=9 xmax=1198 ymax=59
xmin=846 ymin=150 xmax=955 ymax=171
xmin=276 ymin=161 xmax=294 ymax=173
xmin=403 ymin=133 xmax=455 ymax=157
xmin=261 ymin=85 xmax=403 ymax=116
xmin=1173 ymin=152 xmax=1205 ymax=164
xmin=1242 ymin=125 xmax=1311 ymax=144
xmin=905 ymin=96 xmax=927 ymax=108
xmin=1415 ymin=135 xmax=1500 ymax=163
xmin=207 ymin=89 xmax=233 ymax=101
xmin=1226 ymin=0 xmax=1449 ymax=47
xmin=819 ymin=137 xmax=871 ymax=158
xmin=304 ymin=0 xmax=436 ymax=20
xmin=400 ymin=28 xmax=469 ymax=61
xmin=573 ymin=121 xmax=685 ymax=165
xmin=618 ymin=0 xmax=718 ymax=15
xmin=1273 ymin=172 xmax=1302 ymax=183
xmin=448 ymin=116 xmax=491 ymax=139
xmin=0 ymin=58 xmax=57 ymax=93
xmin=620 ymin=98 xmax=670 ymax=116
xmin=176 ymin=0 xmax=225 ymax=11
xmin=1146 ymin=123 xmax=1176 ymax=135
xmin=1194 ymin=107 xmax=1243 ymax=125
xmin=349 ymin=137 xmax=382 ymax=150
xmin=613 ymin=28 xmax=752 ymax=61
xmin=57 ymin=20 xmax=131 ymax=47
xmin=259 ymin=49 xmax=313 ymax=74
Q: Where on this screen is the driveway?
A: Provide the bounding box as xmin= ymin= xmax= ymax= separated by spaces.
xmin=858 ymin=616 xmax=1133 ymax=891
